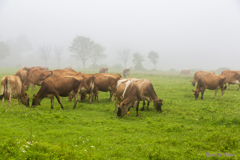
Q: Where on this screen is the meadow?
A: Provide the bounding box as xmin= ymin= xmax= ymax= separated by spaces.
xmin=0 ymin=68 xmax=239 ymax=159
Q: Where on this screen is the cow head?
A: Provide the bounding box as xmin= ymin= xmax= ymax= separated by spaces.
xmin=192 ymin=90 xmax=199 ymax=100
xmin=20 ymin=92 xmax=29 ymax=107
xmin=153 ymin=99 xmax=164 ymax=112
xmin=32 ymin=94 xmax=41 ymax=107
xmin=117 ymin=102 xmax=129 ymax=118
xmin=190 ymin=81 xmax=196 ymax=87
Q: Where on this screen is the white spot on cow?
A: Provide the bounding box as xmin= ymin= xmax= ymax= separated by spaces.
xmin=122 ymin=79 xmax=133 ymax=98
xmin=117 ymin=79 xmax=127 ymax=87
xmin=233 ymin=80 xmax=240 ymax=84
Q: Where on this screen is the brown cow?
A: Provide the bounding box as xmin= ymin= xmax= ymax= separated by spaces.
xmin=22 ymin=66 xmax=49 ymax=75
xmin=221 ymin=70 xmax=240 ymax=90
xmin=117 ymin=79 xmax=163 ymax=118
xmin=94 ymin=73 xmax=122 ymax=101
xmin=180 ymin=70 xmax=190 ymax=75
xmin=15 ymin=69 xmax=28 ymax=83
xmin=32 ymin=76 xmax=84 ymax=109
xmin=192 ymin=75 xmax=226 ymax=100
xmin=67 ymin=73 xmax=94 ymax=104
xmin=24 ymin=70 xmax=53 ymax=90
xmin=191 ymin=71 xmax=215 ymax=86
xmin=0 ymin=75 xmax=29 ymax=107
xmin=99 ymin=68 xmax=108 ymax=73
xmin=123 ymin=68 xmax=130 ymax=78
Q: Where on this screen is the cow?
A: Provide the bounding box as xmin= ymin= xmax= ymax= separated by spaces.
xmin=32 ymin=76 xmax=85 ymax=109
xmin=191 ymin=71 xmax=215 ymax=87
xmin=67 ymin=73 xmax=94 ymax=104
xmin=123 ymin=68 xmax=130 ymax=78
xmin=117 ymin=79 xmax=164 ymax=118
xmin=22 ymin=66 xmax=49 ymax=75
xmin=0 ymin=75 xmax=29 ymax=107
xmin=192 ymin=74 xmax=226 ymax=100
xmin=221 ymin=70 xmax=240 ymax=90
xmin=115 ymin=78 xmax=136 ymax=113
xmin=93 ymin=73 xmax=122 ymax=101
xmin=23 ymin=69 xmax=53 ymax=90
xmin=180 ymin=70 xmax=191 ymax=75
xmin=15 ymin=69 xmax=28 ymax=83
xmin=99 ymin=68 xmax=108 ymax=73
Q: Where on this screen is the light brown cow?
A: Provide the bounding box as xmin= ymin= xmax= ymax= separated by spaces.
xmin=99 ymin=68 xmax=108 ymax=73
xmin=117 ymin=79 xmax=163 ymax=118
xmin=192 ymin=75 xmax=226 ymax=100
xmin=191 ymin=71 xmax=215 ymax=87
xmin=24 ymin=69 xmax=53 ymax=90
xmin=123 ymin=68 xmax=130 ymax=78
xmin=94 ymin=73 xmax=122 ymax=101
xmin=221 ymin=70 xmax=240 ymax=90
xmin=32 ymin=76 xmax=85 ymax=109
xmin=22 ymin=66 xmax=49 ymax=75
xmin=180 ymin=70 xmax=191 ymax=75
xmin=15 ymin=69 xmax=28 ymax=83
xmin=0 ymin=75 xmax=29 ymax=107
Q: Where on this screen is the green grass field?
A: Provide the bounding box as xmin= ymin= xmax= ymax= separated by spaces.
xmin=0 ymin=69 xmax=239 ymax=159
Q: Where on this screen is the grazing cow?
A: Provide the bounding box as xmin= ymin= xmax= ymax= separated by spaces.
xmin=99 ymin=68 xmax=108 ymax=73
xmin=15 ymin=69 xmax=28 ymax=83
xmin=52 ymin=69 xmax=78 ymax=77
xmin=123 ymin=68 xmax=130 ymax=78
xmin=94 ymin=73 xmax=122 ymax=101
xmin=32 ymin=76 xmax=84 ymax=109
xmin=22 ymin=66 xmax=49 ymax=75
xmin=117 ymin=79 xmax=163 ymax=118
xmin=192 ymin=75 xmax=226 ymax=100
xmin=0 ymin=75 xmax=29 ymax=107
xmin=24 ymin=70 xmax=53 ymax=90
xmin=221 ymin=70 xmax=240 ymax=90
xmin=180 ymin=70 xmax=191 ymax=75
xmin=191 ymin=71 xmax=215 ymax=86
xmin=115 ymin=78 xmax=136 ymax=113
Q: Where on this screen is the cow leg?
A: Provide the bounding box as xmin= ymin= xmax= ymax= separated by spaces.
xmin=221 ymin=87 xmax=225 ymax=98
xmin=109 ymin=92 xmax=113 ymax=101
xmin=51 ymin=98 xmax=54 ymax=109
xmin=201 ymin=90 xmax=205 ymax=99
xmin=146 ymin=101 xmax=150 ymax=111
xmin=89 ymin=93 xmax=92 ymax=104
xmin=115 ymin=97 xmax=118 ymax=113
xmin=54 ymin=94 xmax=64 ymax=110
xmin=73 ymin=93 xmax=78 ymax=109
xmin=213 ymin=89 xmax=218 ymax=99
xmin=136 ymin=101 xmax=139 ymax=117
xmin=141 ymin=98 xmax=145 ymax=111
xmin=78 ymin=93 xmax=82 ymax=103
xmin=238 ymin=85 xmax=240 ymax=91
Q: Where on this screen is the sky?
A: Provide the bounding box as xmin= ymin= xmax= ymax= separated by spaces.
xmin=0 ymin=0 xmax=240 ymax=71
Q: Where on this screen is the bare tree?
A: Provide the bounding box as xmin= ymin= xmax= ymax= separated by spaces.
xmin=39 ymin=45 xmax=51 ymax=67
xmin=148 ymin=51 xmax=159 ymax=70
xmin=91 ymin=43 xmax=106 ymax=67
xmin=54 ymin=45 xmax=64 ymax=69
xmin=118 ymin=49 xmax=130 ymax=69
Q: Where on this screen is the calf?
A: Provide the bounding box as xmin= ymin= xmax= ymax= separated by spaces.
xmin=192 ymin=75 xmax=226 ymax=100
xmin=32 ymin=76 xmax=83 ymax=109
xmin=0 ymin=75 xmax=29 ymax=107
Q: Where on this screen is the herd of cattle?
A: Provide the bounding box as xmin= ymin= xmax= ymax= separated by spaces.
xmin=0 ymin=66 xmax=163 ymax=118
xmin=1 ymin=66 xmax=239 ymax=118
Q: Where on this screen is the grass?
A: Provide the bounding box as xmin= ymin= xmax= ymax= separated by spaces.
xmin=0 ymin=69 xmax=239 ymax=159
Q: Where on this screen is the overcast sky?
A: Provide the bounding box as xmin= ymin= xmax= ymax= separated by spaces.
xmin=0 ymin=0 xmax=240 ymax=70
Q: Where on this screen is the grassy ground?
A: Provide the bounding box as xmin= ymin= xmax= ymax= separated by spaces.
xmin=0 ymin=69 xmax=239 ymax=159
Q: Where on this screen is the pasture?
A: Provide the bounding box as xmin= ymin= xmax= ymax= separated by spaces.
xmin=0 ymin=68 xmax=239 ymax=159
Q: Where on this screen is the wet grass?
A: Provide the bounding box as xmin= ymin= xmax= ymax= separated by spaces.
xmin=0 ymin=70 xmax=239 ymax=159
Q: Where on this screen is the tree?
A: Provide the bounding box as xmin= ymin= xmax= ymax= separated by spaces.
xmin=69 ymin=36 xmax=94 ymax=69
xmin=39 ymin=45 xmax=51 ymax=67
xmin=0 ymin=41 xmax=10 ymax=59
xmin=132 ymin=52 xmax=145 ymax=70
xmin=148 ymin=51 xmax=159 ymax=70
xmin=91 ymin=43 xmax=106 ymax=67
xmin=118 ymin=49 xmax=130 ymax=69
xmin=54 ymin=45 xmax=64 ymax=69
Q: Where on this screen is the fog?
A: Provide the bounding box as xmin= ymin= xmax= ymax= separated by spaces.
xmin=0 ymin=0 xmax=240 ymax=71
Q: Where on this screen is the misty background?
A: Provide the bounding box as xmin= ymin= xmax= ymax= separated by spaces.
xmin=0 ymin=0 xmax=240 ymax=71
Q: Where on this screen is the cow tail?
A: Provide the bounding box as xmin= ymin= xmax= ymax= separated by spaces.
xmin=0 ymin=78 xmax=7 ymax=100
